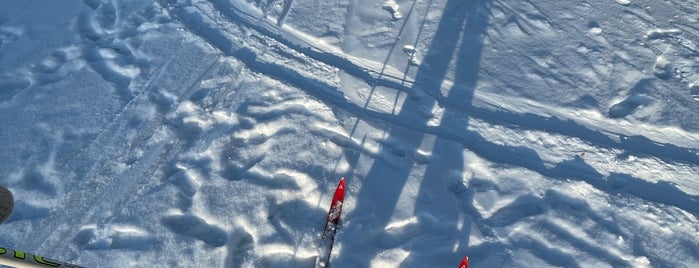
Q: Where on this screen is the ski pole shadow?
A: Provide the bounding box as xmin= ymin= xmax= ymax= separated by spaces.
xmin=336 ymin=0 xmax=492 ymax=266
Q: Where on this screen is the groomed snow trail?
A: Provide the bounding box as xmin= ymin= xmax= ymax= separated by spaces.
xmin=0 ymin=0 xmax=697 ymax=267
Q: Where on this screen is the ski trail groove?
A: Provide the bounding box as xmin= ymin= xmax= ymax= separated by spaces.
xmin=205 ymin=0 xmax=418 ymax=89
xmin=160 ymin=0 xmax=699 ymax=219
xmin=194 ymin=0 xmax=699 ymax=170
xmin=26 ymin=40 xmax=223 ymax=258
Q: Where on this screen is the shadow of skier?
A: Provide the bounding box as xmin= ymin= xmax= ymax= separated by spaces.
xmin=336 ymin=0 xmax=492 ymax=266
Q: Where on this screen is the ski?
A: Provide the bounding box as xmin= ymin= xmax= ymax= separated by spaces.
xmin=316 ymin=177 xmax=345 ymax=268
xmin=459 ymin=256 xmax=469 ymax=268
xmin=0 ymin=247 xmax=85 ymax=268
xmin=0 ymin=187 xmax=84 ymax=268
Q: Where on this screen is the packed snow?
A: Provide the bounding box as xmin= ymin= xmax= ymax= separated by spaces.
xmin=0 ymin=0 xmax=698 ymax=267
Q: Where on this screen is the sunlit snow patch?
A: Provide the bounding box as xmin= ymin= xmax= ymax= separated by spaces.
xmin=646 ymin=28 xmax=682 ymax=40
xmin=382 ymin=0 xmax=402 ymax=20
xmin=403 ymin=45 xmax=415 ymax=56
xmin=403 ymin=45 xmax=420 ymax=65
xmin=653 ymin=55 xmax=671 ymax=79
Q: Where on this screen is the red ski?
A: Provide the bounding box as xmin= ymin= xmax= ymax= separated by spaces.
xmin=459 ymin=256 xmax=469 ymax=268
xmin=316 ymin=177 xmax=345 ymax=268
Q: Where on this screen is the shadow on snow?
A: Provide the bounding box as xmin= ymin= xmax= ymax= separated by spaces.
xmin=337 ymin=0 xmax=492 ymax=266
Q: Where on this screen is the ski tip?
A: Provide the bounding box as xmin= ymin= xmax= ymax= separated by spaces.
xmin=458 ymin=256 xmax=468 ymax=268
xmin=335 ymin=177 xmax=345 ymax=198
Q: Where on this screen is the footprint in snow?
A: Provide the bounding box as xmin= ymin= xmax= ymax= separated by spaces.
xmin=484 ymin=195 xmax=545 ymax=227
xmin=167 ymin=168 xmax=201 ymax=197
xmin=74 ymin=224 xmax=155 ymax=250
xmin=0 ymin=75 xmax=30 ymax=101
xmin=607 ymin=94 xmax=652 ymax=118
xmin=161 ymin=214 xmax=228 ymax=247
xmin=3 ymin=201 xmax=50 ymax=223
xmin=0 ymin=26 xmax=23 ymax=47
xmin=224 ymin=228 xmax=254 ymax=268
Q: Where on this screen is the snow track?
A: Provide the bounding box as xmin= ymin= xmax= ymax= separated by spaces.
xmin=0 ymin=0 xmax=697 ymax=267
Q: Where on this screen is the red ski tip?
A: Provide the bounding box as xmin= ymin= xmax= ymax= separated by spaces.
xmin=321 ymin=177 xmax=346 ymax=239
xmin=327 ymin=177 xmax=345 ymax=224
xmin=459 ymin=256 xmax=468 ymax=268
xmin=317 ymin=177 xmax=347 ymax=267
xmin=334 ymin=177 xmax=345 ymax=199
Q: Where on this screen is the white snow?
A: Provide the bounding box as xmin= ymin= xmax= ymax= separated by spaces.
xmin=382 ymin=0 xmax=403 ymax=20
xmin=0 ymin=0 xmax=698 ymax=267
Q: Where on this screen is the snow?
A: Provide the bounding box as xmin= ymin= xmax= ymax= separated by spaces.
xmin=0 ymin=0 xmax=698 ymax=267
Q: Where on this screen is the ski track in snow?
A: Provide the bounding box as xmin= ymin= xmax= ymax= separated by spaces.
xmin=0 ymin=0 xmax=698 ymax=267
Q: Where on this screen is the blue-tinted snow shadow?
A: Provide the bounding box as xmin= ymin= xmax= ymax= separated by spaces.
xmin=162 ymin=0 xmax=699 ymax=265
xmin=4 ymin=201 xmax=50 ymax=223
xmin=336 ymin=0 xmax=699 ymax=265
xmin=549 ymin=157 xmax=699 ymax=218
xmin=405 ymin=0 xmax=492 ymax=266
xmin=336 ymin=0 xmax=491 ymax=266
xmin=161 ymin=214 xmax=228 ymax=247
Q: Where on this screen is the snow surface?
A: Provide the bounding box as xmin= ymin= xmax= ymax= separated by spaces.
xmin=0 ymin=0 xmax=698 ymax=267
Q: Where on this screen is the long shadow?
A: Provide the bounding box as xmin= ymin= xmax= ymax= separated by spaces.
xmin=164 ymin=0 xmax=699 ymax=265
xmin=336 ymin=0 xmax=491 ymax=266
xmin=406 ymin=0 xmax=491 ymax=265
